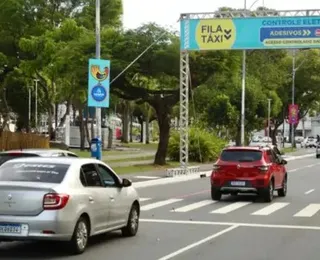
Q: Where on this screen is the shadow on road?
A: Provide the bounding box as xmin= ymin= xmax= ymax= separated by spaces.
xmin=0 ymin=231 xmax=124 ymax=259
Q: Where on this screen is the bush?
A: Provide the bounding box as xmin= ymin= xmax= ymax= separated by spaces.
xmin=167 ymin=127 xmax=227 ymax=163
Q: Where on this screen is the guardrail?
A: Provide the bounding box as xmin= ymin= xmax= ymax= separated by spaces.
xmin=166 ymin=166 xmax=200 ymax=177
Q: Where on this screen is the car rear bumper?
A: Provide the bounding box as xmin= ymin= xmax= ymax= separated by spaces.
xmin=211 ymin=175 xmax=269 ymax=193
xmin=220 ymin=186 xmax=258 ymax=193
xmin=0 ymin=211 xmax=75 ymax=241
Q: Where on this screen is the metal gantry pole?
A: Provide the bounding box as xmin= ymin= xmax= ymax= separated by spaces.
xmin=95 ymin=0 xmax=102 ymax=139
xmin=240 ymin=0 xmax=247 ymax=146
xmin=291 ymin=49 xmax=296 ymax=148
xmin=179 ymin=15 xmax=190 ymax=172
xmin=180 ymin=51 xmax=189 ymax=171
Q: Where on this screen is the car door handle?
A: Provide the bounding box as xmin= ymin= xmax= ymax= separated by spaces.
xmin=89 ymin=197 xmax=94 ymax=202
xmin=109 ymin=196 xmax=114 ymax=201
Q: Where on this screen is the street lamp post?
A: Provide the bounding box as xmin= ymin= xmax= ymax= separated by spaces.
xmin=34 ymin=79 xmax=39 ymax=132
xmin=291 ymin=50 xmax=296 ymax=148
xmin=95 ymin=0 xmax=102 ymax=140
xmin=28 ymin=86 xmax=32 ymax=130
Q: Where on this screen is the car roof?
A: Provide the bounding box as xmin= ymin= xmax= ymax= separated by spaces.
xmin=1 ymin=157 xmax=99 ymax=165
xmin=224 ymin=146 xmax=262 ymax=151
xmin=224 ymin=145 xmax=273 ymax=151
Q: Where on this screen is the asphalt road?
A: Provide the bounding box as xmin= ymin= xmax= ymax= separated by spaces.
xmin=2 ymin=154 xmax=320 ymax=259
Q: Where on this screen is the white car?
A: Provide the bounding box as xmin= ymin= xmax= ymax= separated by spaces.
xmin=302 ymin=137 xmax=317 ymax=148
xmin=0 ymin=157 xmax=140 ymax=254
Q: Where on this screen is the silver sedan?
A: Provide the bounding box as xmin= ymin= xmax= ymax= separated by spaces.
xmin=0 ymin=157 xmax=140 ymax=254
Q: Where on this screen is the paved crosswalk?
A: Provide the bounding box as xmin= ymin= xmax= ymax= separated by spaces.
xmin=139 ymin=197 xmax=320 ymax=218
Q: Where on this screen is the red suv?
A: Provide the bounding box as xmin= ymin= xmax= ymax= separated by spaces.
xmin=210 ymin=146 xmax=288 ymax=202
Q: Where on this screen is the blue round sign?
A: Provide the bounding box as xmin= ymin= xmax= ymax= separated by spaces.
xmin=91 ymin=85 xmax=107 ymax=102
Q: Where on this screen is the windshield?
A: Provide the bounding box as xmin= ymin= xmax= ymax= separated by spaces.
xmin=220 ymin=150 xmax=262 ymax=162
xmin=0 ymin=162 xmax=70 ymax=183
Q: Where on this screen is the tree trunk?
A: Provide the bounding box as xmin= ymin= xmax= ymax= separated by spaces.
xmin=58 ymin=101 xmax=70 ymax=127
xmin=55 ymin=102 xmax=58 ymax=129
xmin=154 ymin=109 xmax=170 ymax=165
xmin=140 ymin=121 xmax=143 ymax=143
xmin=146 ymin=118 xmax=150 ymax=144
xmin=79 ymin=108 xmax=85 ymax=150
xmin=129 ymin=114 xmax=133 ymax=142
xmin=121 ymin=104 xmax=130 ymax=143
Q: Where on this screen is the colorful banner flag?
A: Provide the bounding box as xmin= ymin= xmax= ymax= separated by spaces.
xmin=88 ymin=59 xmax=110 ymax=108
xmin=288 ymin=104 xmax=299 ymax=124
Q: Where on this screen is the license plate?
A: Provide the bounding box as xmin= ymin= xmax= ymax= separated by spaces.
xmin=0 ymin=223 xmax=21 ymax=234
xmin=231 ymin=181 xmax=246 ymax=186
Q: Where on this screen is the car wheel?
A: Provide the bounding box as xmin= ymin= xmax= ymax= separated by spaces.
xmin=69 ymin=216 xmax=89 ymax=255
xmin=278 ymin=175 xmax=287 ymax=197
xmin=262 ymin=180 xmax=274 ymax=202
xmin=122 ymin=203 xmax=139 ymax=237
xmin=317 ymin=154 xmax=320 ymax=159
xmin=211 ymin=186 xmax=222 ymax=201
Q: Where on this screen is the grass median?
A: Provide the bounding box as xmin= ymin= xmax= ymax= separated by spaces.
xmin=281 ymin=147 xmax=297 ymax=154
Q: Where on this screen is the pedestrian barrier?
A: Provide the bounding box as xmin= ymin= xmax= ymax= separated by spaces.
xmin=166 ymin=166 xmax=200 ymax=177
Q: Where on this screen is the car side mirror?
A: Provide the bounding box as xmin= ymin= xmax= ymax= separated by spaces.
xmin=122 ymin=178 xmax=132 ymax=187
xmin=281 ymin=159 xmax=287 ymax=165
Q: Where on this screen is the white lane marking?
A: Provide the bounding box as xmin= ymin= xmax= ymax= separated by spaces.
xmin=157 ymin=225 xmax=239 ymax=260
xmin=140 ymin=218 xmax=320 ymax=231
xmin=251 ymin=202 xmax=289 ymax=216
xmin=135 ymin=176 xmax=160 ymax=179
xmin=307 ymin=164 xmax=316 ymax=168
xmin=305 ymin=189 xmax=315 ymax=195
xmin=294 ymin=204 xmax=320 ymax=217
xmin=171 ymin=200 xmax=216 ymax=213
xmin=210 ymin=202 xmax=251 ymax=214
xmin=139 ymin=198 xmax=152 ymax=202
xmin=141 ymin=199 xmax=183 ymax=211
xmin=288 ymin=169 xmax=297 ymax=172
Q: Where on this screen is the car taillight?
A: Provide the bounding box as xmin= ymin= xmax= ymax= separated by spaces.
xmin=258 ymin=165 xmax=269 ymax=172
xmin=43 ymin=193 xmax=70 ymax=210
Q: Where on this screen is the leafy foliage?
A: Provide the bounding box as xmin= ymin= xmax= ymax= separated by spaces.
xmin=168 ymin=127 xmax=227 ymax=163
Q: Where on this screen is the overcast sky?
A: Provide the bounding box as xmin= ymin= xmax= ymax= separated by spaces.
xmin=122 ymin=0 xmax=319 ymax=30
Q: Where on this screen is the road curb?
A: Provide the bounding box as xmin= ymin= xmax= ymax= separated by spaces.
xmin=133 ymin=153 xmax=314 ymax=189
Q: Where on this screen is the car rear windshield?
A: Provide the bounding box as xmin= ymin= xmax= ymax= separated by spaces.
xmin=0 ymin=162 xmax=70 ymax=183
xmin=220 ymin=150 xmax=262 ymax=162
xmin=0 ymin=153 xmax=39 ymax=166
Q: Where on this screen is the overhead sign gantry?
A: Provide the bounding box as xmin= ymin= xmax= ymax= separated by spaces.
xmin=170 ymin=9 xmax=320 ymax=177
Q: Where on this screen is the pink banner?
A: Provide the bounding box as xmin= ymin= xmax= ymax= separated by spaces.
xmin=288 ymin=104 xmax=299 ymax=124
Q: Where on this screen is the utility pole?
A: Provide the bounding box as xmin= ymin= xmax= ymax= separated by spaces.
xmin=34 ymin=79 xmax=39 ymax=132
xmin=95 ymin=0 xmax=102 ymax=139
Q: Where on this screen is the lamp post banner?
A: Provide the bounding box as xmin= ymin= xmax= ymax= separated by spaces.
xmin=88 ymin=58 xmax=110 ymax=108
xmin=288 ymin=104 xmax=299 ymax=124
